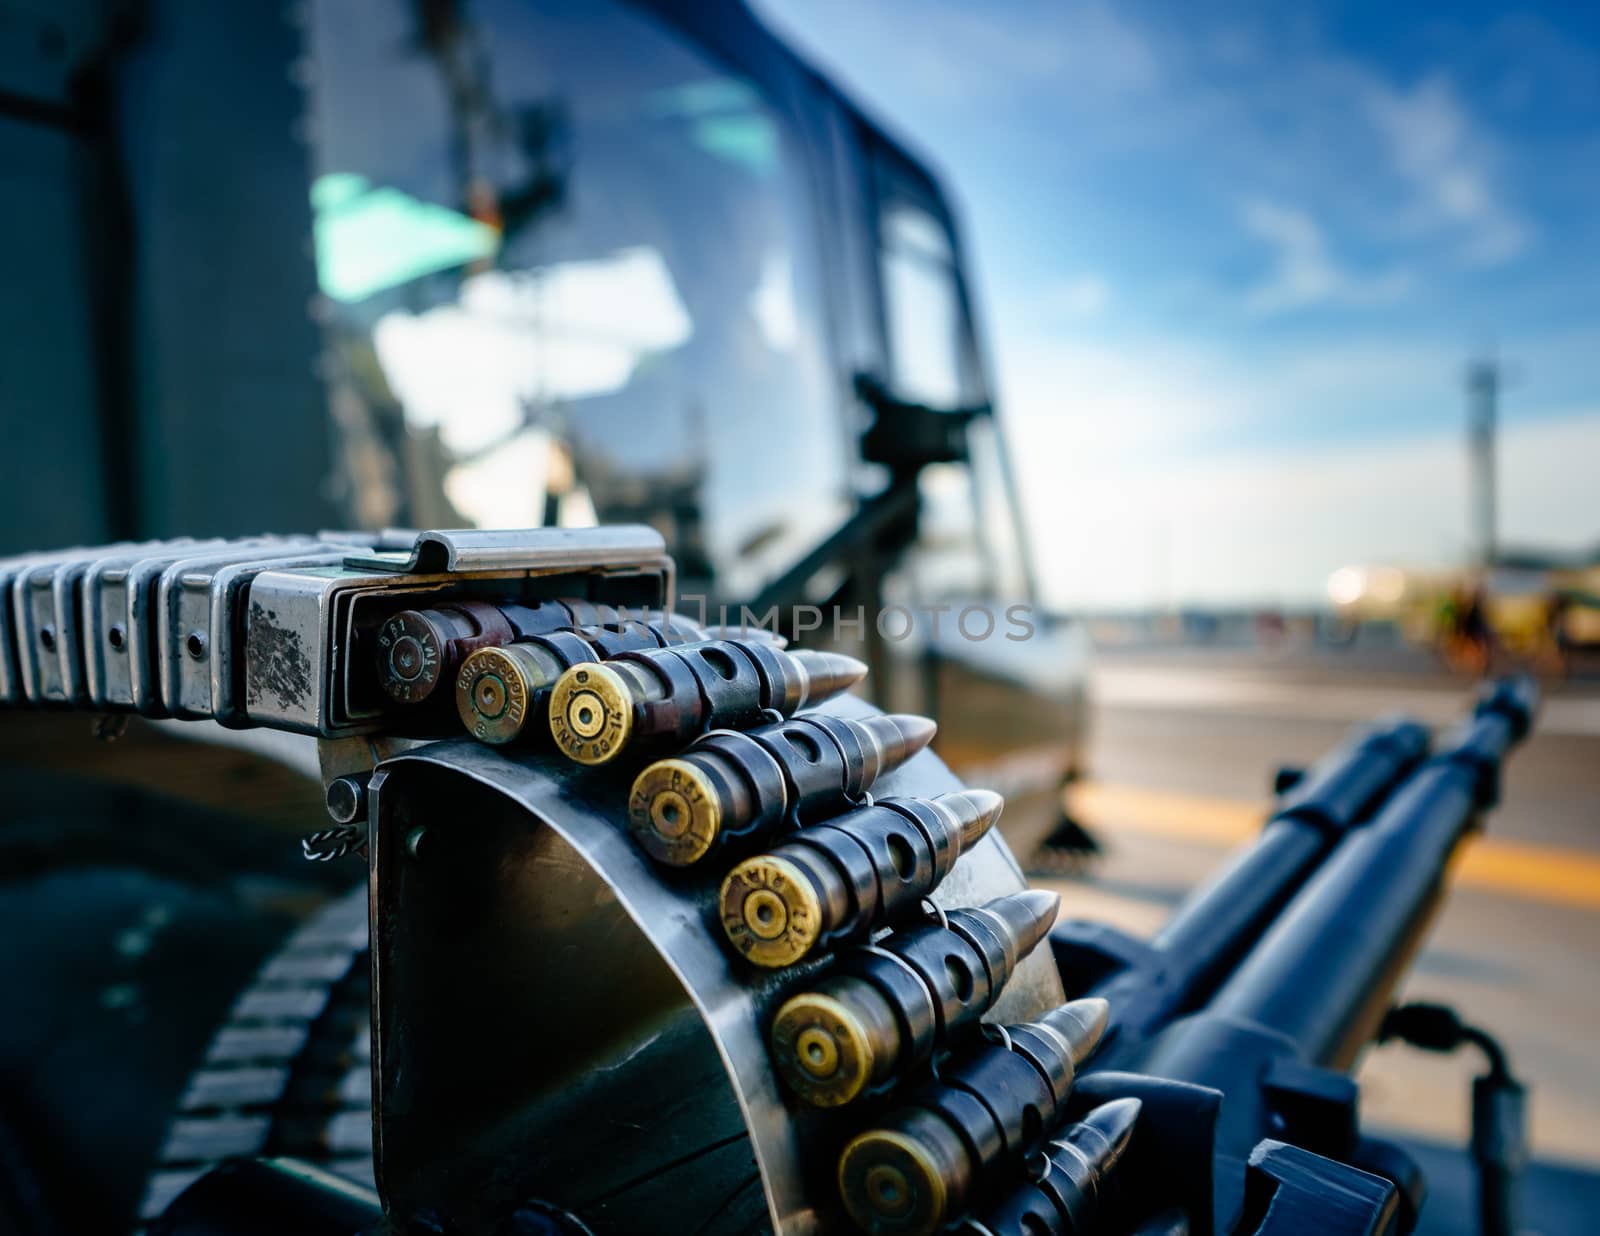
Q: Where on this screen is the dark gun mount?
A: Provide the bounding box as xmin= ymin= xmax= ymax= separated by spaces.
xmin=854 ymin=372 xmax=990 ymax=474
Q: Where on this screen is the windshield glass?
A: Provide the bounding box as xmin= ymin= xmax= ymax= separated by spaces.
xmin=308 ymin=0 xmax=845 ymax=599
xmin=874 ymin=193 xmax=1032 ymax=605
xmin=903 ymin=423 xmax=1028 ymax=604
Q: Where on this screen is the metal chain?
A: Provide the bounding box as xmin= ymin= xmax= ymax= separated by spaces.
xmin=300 ymin=823 xmax=369 ymax=862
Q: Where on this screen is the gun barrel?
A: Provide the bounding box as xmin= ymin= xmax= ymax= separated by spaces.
xmin=1148 ymin=716 xmax=1431 ymax=1005
xmin=1081 ymin=716 xmax=1430 ymax=1065
xmin=1200 ymin=677 xmax=1537 ymax=1069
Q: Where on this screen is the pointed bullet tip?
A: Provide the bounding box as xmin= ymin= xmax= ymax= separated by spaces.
xmin=858 ymin=714 xmax=939 ymax=773
xmin=851 ymin=713 xmax=939 ymax=787
xmin=942 ymin=788 xmax=1004 ymax=848
xmin=1043 ymin=1097 xmax=1142 ymax=1202
xmin=1082 ymin=1096 xmax=1142 ymax=1151
xmin=1039 ymin=996 xmax=1110 ymax=1066
xmin=799 ymin=651 xmax=869 ymax=702
xmin=885 ymin=713 xmax=938 ymax=751
xmin=833 ymin=652 xmax=870 ymax=682
xmin=999 ymin=887 xmax=1060 ymax=957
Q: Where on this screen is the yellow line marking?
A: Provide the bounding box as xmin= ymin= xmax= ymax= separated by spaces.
xmin=1067 ymin=782 xmax=1600 ymax=912
xmin=1455 ymin=837 xmax=1600 ymax=910
xmin=1070 ymin=782 xmax=1262 ymax=848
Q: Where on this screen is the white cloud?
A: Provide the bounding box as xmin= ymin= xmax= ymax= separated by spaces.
xmin=994 ymin=333 xmax=1239 ymax=455
xmin=995 ymin=320 xmax=1600 ymax=607
xmin=991 ymin=326 xmax=1463 ymax=459
xmin=760 ymin=0 xmax=1537 ymax=286
xmin=1240 ymin=199 xmax=1412 ymax=314
xmin=1010 ymin=405 xmax=1600 ymax=609
xmin=1362 ymin=74 xmax=1529 ymax=266
xmin=1056 ymin=3 xmax=1162 ymax=97
xmin=754 ymin=0 xmax=1160 ymax=111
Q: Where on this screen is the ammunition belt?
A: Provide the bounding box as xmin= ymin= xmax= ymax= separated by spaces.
xmin=0 ymin=527 xmax=673 ymax=736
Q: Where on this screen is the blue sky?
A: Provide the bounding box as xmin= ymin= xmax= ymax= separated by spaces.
xmin=755 ymin=0 xmax=1600 ymax=606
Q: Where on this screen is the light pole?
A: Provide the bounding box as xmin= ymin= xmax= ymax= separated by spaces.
xmin=1466 ymin=357 xmax=1499 ymax=569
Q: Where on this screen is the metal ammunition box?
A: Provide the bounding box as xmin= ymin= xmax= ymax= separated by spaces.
xmin=2 ymin=527 xmax=672 ymax=738
xmin=241 ymin=528 xmax=673 ymax=736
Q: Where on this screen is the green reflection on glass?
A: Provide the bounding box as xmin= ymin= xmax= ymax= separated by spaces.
xmin=645 ymin=77 xmax=778 ymax=178
xmin=311 ymin=173 xmax=500 ymax=303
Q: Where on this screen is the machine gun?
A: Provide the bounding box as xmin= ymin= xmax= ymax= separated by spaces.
xmin=1049 ymin=675 xmax=1537 ymax=1236
xmin=0 ymin=529 xmax=1537 ymax=1236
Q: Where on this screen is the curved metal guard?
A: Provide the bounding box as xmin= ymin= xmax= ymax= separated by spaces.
xmin=369 ymin=696 xmax=1063 ymax=1235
